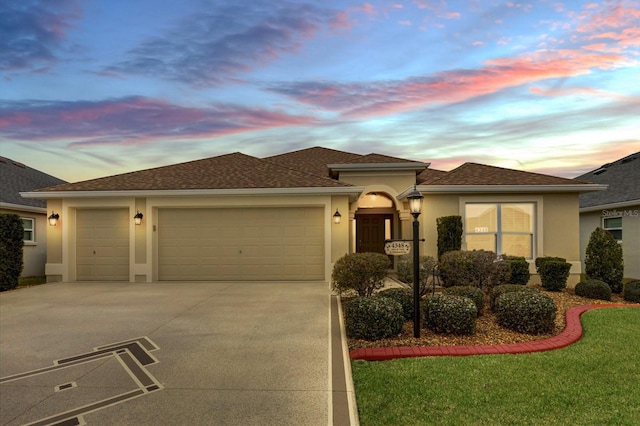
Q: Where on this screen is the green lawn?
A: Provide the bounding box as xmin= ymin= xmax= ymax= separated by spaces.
xmin=18 ymin=276 xmax=47 ymax=286
xmin=352 ymin=308 xmax=640 ymax=425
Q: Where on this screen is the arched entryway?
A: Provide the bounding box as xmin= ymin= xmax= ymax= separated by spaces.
xmin=352 ymin=191 xmax=400 ymax=264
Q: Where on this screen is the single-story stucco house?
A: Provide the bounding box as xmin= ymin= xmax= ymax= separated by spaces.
xmin=21 ymin=147 xmax=605 ymax=285
xmin=0 ymin=156 xmax=67 ymax=277
xmin=577 ymin=151 xmax=640 ymax=279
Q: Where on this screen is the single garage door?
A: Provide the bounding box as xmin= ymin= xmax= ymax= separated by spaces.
xmin=76 ymin=209 xmax=130 ymax=281
xmin=158 ymin=207 xmax=324 ymax=281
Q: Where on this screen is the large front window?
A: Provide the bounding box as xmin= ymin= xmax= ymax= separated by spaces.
xmin=465 ymin=203 xmax=535 ymax=259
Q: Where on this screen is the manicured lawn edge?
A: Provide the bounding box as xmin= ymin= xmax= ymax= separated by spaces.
xmin=350 ymin=304 xmax=639 ymax=361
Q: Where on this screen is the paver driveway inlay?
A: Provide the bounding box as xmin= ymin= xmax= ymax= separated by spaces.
xmin=0 ymin=282 xmax=342 ymax=426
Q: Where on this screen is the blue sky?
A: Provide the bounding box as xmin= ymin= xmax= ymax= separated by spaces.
xmin=1 ymin=0 xmax=639 ymax=182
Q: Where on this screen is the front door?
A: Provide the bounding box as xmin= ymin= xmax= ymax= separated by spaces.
xmin=356 ymin=214 xmax=392 ymax=254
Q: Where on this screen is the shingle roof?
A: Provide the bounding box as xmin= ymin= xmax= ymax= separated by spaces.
xmin=36 ymin=152 xmax=353 ymax=192
xmin=576 ymin=151 xmax=640 ymax=208
xmin=265 ymin=146 xmax=362 ymax=178
xmin=417 ymin=168 xmax=447 ymax=184
xmin=343 ymin=153 xmax=420 ymax=164
xmin=0 ymin=157 xmax=66 ymax=208
xmin=427 ymin=162 xmax=591 ymax=186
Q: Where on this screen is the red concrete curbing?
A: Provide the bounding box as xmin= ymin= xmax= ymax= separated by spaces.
xmin=350 ymin=304 xmax=638 ymax=361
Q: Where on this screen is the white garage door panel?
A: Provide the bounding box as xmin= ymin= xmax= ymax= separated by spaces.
xmin=76 ymin=209 xmax=129 ymax=281
xmin=158 ymin=207 xmax=325 ymax=281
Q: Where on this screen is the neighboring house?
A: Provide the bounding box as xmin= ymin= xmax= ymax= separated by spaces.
xmin=21 ymin=147 xmax=604 ymax=285
xmin=577 ymin=152 xmax=640 ymax=279
xmin=0 ymin=157 xmax=67 ymax=277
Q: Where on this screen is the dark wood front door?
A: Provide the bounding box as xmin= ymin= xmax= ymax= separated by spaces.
xmin=357 ymin=214 xmax=392 ymax=254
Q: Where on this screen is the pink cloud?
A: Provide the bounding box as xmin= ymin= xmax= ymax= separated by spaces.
xmin=444 ymin=12 xmax=460 ymax=19
xmin=0 ymin=97 xmax=318 ymax=146
xmin=270 ymin=47 xmax=628 ymax=118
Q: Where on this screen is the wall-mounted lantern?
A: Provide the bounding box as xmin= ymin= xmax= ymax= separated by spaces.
xmin=333 ymin=209 xmax=342 ymax=224
xmin=48 ymin=211 xmax=60 ymax=226
xmin=134 ymin=210 xmax=144 ymax=225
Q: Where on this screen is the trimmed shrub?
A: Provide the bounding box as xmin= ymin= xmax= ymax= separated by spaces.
xmin=534 ymin=256 xmax=566 ymax=273
xmin=503 ymin=255 xmax=531 ymax=285
xmin=623 ymin=280 xmax=640 ymax=303
xmin=396 ymin=254 xmax=437 ymax=297
xmin=377 ymin=288 xmax=414 ymax=320
xmin=585 ymin=227 xmax=624 ymax=293
xmin=495 ymin=292 xmax=556 ymax=335
xmin=539 ymin=260 xmax=572 ymax=291
xmin=1 ymin=214 xmax=24 ymax=292
xmin=345 ymin=297 xmax=404 ymax=340
xmin=575 ymin=279 xmax=612 ymax=301
xmin=436 ymin=215 xmax=462 ymax=259
xmin=439 ymin=250 xmax=508 ymax=291
xmin=332 ymin=252 xmax=391 ymax=297
xmin=423 ymin=294 xmax=476 ymax=335
xmin=443 ymin=286 xmax=485 ymax=316
xmin=490 ymin=284 xmax=539 ymax=311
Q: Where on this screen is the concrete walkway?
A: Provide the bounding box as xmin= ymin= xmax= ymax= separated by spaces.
xmin=350 ymin=304 xmax=639 ymax=361
xmin=0 ymin=282 xmax=357 ymax=426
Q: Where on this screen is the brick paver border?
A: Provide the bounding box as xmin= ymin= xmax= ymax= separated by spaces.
xmin=350 ymin=304 xmax=639 ymax=361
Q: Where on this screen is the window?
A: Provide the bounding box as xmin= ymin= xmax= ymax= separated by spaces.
xmin=603 ymin=216 xmax=622 ymax=242
xmin=465 ymin=203 xmax=535 ymax=259
xmin=21 ymin=217 xmax=35 ymax=242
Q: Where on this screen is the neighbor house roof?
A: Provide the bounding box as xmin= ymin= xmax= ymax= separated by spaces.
xmin=576 ymin=151 xmax=640 ymax=209
xmin=0 ymin=156 xmax=66 ymax=209
xmin=32 ymin=152 xmax=353 ymax=193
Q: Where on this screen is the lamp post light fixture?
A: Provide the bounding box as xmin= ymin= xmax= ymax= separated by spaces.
xmin=133 ymin=210 xmax=144 ymax=225
xmin=333 ymin=209 xmax=342 ymax=224
xmin=407 ymin=186 xmax=424 ymax=338
xmin=48 ymin=211 xmax=60 ymax=226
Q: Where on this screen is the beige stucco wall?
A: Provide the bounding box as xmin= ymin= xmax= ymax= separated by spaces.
xmin=580 ymin=206 xmax=640 ymax=280
xmin=419 ymin=192 xmax=583 ymax=287
xmin=0 ymin=207 xmax=48 ymax=277
xmin=337 ymin=170 xmax=416 ymax=193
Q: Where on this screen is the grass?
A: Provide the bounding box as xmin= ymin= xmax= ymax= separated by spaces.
xmin=351 ymin=308 xmax=640 ymax=425
xmin=18 ymin=276 xmax=47 ymax=286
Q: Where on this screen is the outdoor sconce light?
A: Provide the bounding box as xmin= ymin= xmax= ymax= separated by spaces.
xmin=134 ymin=210 xmax=144 ymax=225
xmin=48 ymin=211 xmax=60 ymax=226
xmin=333 ymin=209 xmax=342 ymax=224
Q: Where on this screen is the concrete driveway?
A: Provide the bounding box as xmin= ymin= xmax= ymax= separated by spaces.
xmin=0 ymin=282 xmax=356 ymax=426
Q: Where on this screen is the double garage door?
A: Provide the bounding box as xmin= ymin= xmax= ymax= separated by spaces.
xmin=158 ymin=207 xmax=325 ymax=281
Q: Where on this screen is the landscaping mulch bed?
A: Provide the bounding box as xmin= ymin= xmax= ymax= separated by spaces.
xmin=345 ymin=286 xmax=633 ymax=351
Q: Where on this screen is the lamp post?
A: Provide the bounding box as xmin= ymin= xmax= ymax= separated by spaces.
xmin=407 ymin=186 xmax=424 ymax=338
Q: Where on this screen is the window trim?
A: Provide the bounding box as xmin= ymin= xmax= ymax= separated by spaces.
xmin=602 ymin=215 xmax=622 ymax=243
xmin=21 ymin=217 xmax=35 ymax=243
xmin=460 ymin=195 xmax=543 ymax=260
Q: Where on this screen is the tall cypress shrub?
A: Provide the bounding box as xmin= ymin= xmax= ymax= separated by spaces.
xmin=585 ymin=227 xmax=624 ymax=293
xmin=1 ymin=214 xmax=24 ymax=291
xmin=436 ymin=215 xmax=462 ymax=259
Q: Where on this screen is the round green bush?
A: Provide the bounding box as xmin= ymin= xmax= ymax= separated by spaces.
xmin=331 ymin=252 xmax=391 ymax=297
xmin=490 ymin=284 xmax=539 ymax=311
xmin=538 ymin=260 xmax=571 ymax=291
xmin=623 ymin=280 xmax=640 ymax=303
xmin=377 ymin=288 xmax=414 ymax=320
xmin=345 ymin=297 xmax=404 ymax=340
xmin=495 ymin=292 xmax=556 ymax=335
xmin=423 ymin=294 xmax=476 ymax=335
xmin=575 ymin=279 xmax=612 ymax=301
xmin=443 ymin=286 xmax=484 ymax=316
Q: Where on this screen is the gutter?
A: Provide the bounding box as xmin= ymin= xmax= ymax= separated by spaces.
xmin=580 ymin=199 xmax=640 ymax=213
xmin=398 ymin=183 xmax=608 ymax=198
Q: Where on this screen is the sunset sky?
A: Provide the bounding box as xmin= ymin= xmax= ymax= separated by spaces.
xmin=1 ymin=0 xmax=639 ymax=183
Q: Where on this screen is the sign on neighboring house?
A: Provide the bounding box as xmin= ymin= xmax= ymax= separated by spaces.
xmin=384 ymin=241 xmax=411 ymax=255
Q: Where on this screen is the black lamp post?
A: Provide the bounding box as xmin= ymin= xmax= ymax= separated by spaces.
xmin=407 ymin=186 xmax=424 ymax=338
